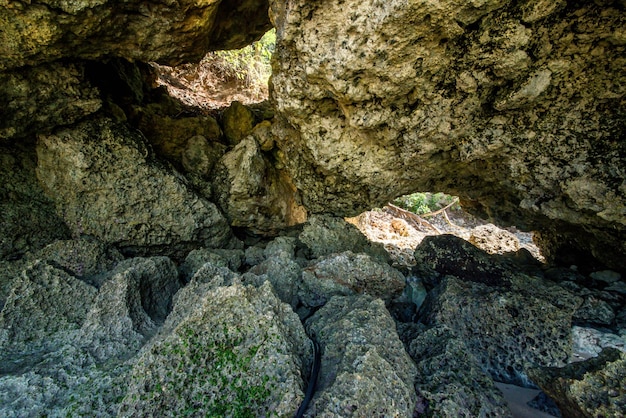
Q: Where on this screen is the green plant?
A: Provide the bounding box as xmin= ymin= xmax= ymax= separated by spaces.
xmin=392 ymin=192 xmax=459 ymax=215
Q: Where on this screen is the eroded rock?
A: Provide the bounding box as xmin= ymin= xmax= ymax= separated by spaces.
xmin=36 ymin=117 xmax=234 ymax=256
xmin=119 ymin=282 xmax=308 ymax=417
xmin=270 ymin=0 xmax=626 ymax=270
xmin=305 ymin=295 xmax=417 ymax=417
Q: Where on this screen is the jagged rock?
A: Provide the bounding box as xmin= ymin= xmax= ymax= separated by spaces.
xmin=263 ymin=235 xmax=297 ymax=259
xmin=573 ymin=296 xmax=616 ymax=326
xmin=299 ymin=251 xmax=405 ymax=308
xmin=0 ymin=62 xmax=101 ymax=140
xmin=270 ymin=0 xmax=626 ymax=270
xmin=179 ymin=248 xmax=244 ymax=282
xmin=590 ymin=270 xmax=622 ymax=284
xmin=305 ymin=295 xmax=417 ymax=417
xmin=469 ymin=224 xmax=520 ymax=254
xmin=571 ymin=326 xmax=626 ymax=362
xmin=33 ymin=238 xmax=124 ymax=287
xmin=119 ymin=282 xmax=308 ymax=417
xmin=78 ymin=257 xmax=180 ymax=361
xmin=420 ymin=273 xmax=582 ymax=387
xmin=413 ymin=234 xmax=513 ymax=289
xmin=408 ymin=325 xmax=513 ymax=417
xmin=222 ymin=100 xmax=255 ymax=145
xmin=0 ymin=0 xmax=271 ymax=70
xmin=213 ymin=135 xmax=307 ymax=234
xmin=528 ymin=348 xmax=626 ymax=417
xmin=0 ymin=261 xmax=97 ymax=351
xmin=298 ymin=214 xmax=390 ymax=263
xmin=0 ymin=143 xmax=70 ymax=260
xmin=36 ymin=117 xmax=234 ymax=256
xmin=243 ymin=256 xmax=302 ymax=308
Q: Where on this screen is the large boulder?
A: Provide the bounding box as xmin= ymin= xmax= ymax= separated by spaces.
xmin=119 ymin=282 xmax=309 ymax=417
xmin=0 ymin=0 xmax=271 ymax=71
xmin=305 ymin=295 xmax=418 ymax=417
xmin=269 ymin=0 xmax=626 ymax=270
xmin=36 ymin=117 xmax=234 ymax=256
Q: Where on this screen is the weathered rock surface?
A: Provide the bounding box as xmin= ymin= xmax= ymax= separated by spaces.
xmin=119 ymin=282 xmax=308 ymax=417
xmin=416 ymin=235 xmax=583 ymax=386
xmin=270 ymin=0 xmax=626 ymax=270
xmin=469 ymin=224 xmax=520 ymax=255
xmin=0 ymin=0 xmax=271 ymax=71
xmin=298 ymin=214 xmax=389 ymax=262
xmin=408 ymin=325 xmax=513 ymax=417
xmin=213 ymin=135 xmax=307 ymax=233
xmin=299 ymin=250 xmax=405 ymax=308
xmin=305 ymin=295 xmax=418 ymax=417
xmin=528 ymin=348 xmax=626 ymax=417
xmin=0 ymin=142 xmax=70 ymax=260
xmin=0 ymin=62 xmax=101 ymax=140
xmin=36 ymin=117 xmax=234 ymax=256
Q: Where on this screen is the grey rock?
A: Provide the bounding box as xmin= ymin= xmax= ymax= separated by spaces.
xmin=244 ymin=256 xmax=302 ymax=308
xmin=0 ymin=261 xmax=97 ymax=352
xmin=244 ymin=244 xmax=267 ymax=267
xmin=571 ymin=326 xmax=626 ymax=362
xmin=36 ymin=117 xmax=234 ymax=256
xmin=305 ymin=295 xmax=417 ymax=417
xmin=300 ymin=251 xmax=405 ymax=308
xmin=420 ymin=274 xmax=582 ymax=387
xmin=179 ymin=247 xmax=243 ymax=282
xmin=408 ymin=325 xmax=513 ymax=417
xmin=573 ymin=296 xmax=615 ymax=326
xmin=264 ymin=236 xmax=297 ymax=259
xmin=0 ymin=62 xmax=101 ymax=140
xmin=78 ymin=257 xmax=180 ymax=361
xmin=298 ymin=214 xmax=390 ymax=263
xmin=590 ymin=270 xmax=622 ymax=284
xmin=528 ymin=348 xmax=626 ymax=418
xmin=0 ymin=142 xmax=70 ymax=260
xmin=119 ymin=282 xmax=308 ymax=417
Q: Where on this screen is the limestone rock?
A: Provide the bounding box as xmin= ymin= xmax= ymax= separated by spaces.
xmin=78 ymin=257 xmax=180 ymax=361
xmin=0 ymin=62 xmax=101 ymax=140
xmin=420 ymin=274 xmax=582 ymax=387
xmin=36 ymin=117 xmax=233 ymax=256
xmin=573 ymin=296 xmax=616 ymax=326
xmin=408 ymin=325 xmax=513 ymax=417
xmin=119 ymin=282 xmax=308 ymax=417
xmin=528 ymin=348 xmax=626 ymax=417
xmin=244 ymin=255 xmax=302 ymax=308
xmin=0 ymin=143 xmax=70 ymax=260
xmin=0 ymin=0 xmax=271 ymax=70
xmin=0 ymin=261 xmax=97 ymax=351
xmin=469 ymin=224 xmax=520 ymax=254
xmin=179 ymin=247 xmax=244 ymax=282
xmin=298 ymin=214 xmax=390 ymax=263
xmin=305 ymin=295 xmax=417 ymax=417
xmin=222 ymin=100 xmax=255 ymax=145
xmin=571 ymin=326 xmax=626 ymax=362
xmin=270 ymin=0 xmax=626 ymax=270
xmin=213 ymin=135 xmax=307 ymax=234
xmin=299 ymin=251 xmax=405 ymax=308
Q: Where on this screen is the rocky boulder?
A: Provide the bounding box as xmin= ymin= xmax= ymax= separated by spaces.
xmin=270 ymin=0 xmax=626 ymax=270
xmin=119 ymin=282 xmax=309 ymax=417
xmin=1 ymin=0 xmax=271 ymax=71
xmin=36 ymin=117 xmax=234 ymax=256
xmin=305 ymin=295 xmax=418 ymax=416
xmin=528 ymin=347 xmax=626 ymax=417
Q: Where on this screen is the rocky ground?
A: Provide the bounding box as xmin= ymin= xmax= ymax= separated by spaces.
xmin=1 ymin=211 xmax=625 ymax=417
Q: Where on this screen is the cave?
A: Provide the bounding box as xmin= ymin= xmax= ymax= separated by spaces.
xmin=1 ymin=0 xmax=625 ymax=416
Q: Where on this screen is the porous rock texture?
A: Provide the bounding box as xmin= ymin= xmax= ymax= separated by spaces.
xmin=416 ymin=235 xmax=582 ymax=387
xmin=528 ymin=347 xmax=626 ymax=417
xmin=270 ymin=0 xmax=626 ymax=270
xmin=305 ymin=295 xmax=418 ymax=417
xmin=36 ymin=117 xmax=234 ymax=256
xmin=0 ymin=0 xmax=271 ymax=70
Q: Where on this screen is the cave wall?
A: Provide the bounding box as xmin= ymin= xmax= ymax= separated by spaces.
xmin=269 ymin=0 xmax=626 ymax=269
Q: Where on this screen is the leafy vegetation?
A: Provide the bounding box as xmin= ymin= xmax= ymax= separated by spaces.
xmin=392 ymin=192 xmax=459 ymax=215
